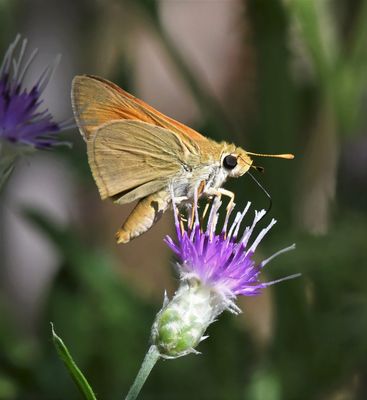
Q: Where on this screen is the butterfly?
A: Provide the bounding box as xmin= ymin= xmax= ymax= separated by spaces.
xmin=71 ymin=75 xmax=293 ymax=243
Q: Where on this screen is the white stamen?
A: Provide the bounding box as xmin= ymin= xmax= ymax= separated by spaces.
xmin=261 ymin=243 xmax=296 ymax=268
xmin=222 ymin=200 xmax=239 ymax=233
xmin=12 ymin=38 xmax=27 ymax=83
xmin=225 ymin=299 xmax=242 ymax=315
xmin=207 ymin=197 xmax=221 ymax=238
xmin=240 ymin=209 xmax=266 ymax=248
xmin=245 ymin=218 xmax=277 ymax=257
xmin=18 ymin=48 xmax=38 ymax=84
xmin=37 ymin=54 xmax=61 ymax=94
xmin=227 ymin=211 xmax=242 ymax=239
xmin=58 ymin=117 xmax=76 ymax=130
xmin=263 ymin=273 xmax=302 ymax=287
xmin=232 ymin=202 xmax=251 ymax=239
xmin=0 ymin=34 xmax=21 ymax=75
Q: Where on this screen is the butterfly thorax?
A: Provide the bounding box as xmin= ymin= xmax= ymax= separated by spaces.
xmin=170 ymin=140 xmax=236 ymax=200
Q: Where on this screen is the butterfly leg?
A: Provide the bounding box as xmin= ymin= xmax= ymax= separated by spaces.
xmin=219 ymin=188 xmax=236 ymax=213
xmin=206 ymin=188 xmax=236 ymax=217
xmin=115 ymin=190 xmax=170 ymax=244
xmin=201 ymin=201 xmax=211 ymax=222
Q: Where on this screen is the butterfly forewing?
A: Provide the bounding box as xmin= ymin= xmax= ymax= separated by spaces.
xmin=88 ymin=120 xmax=196 ymax=202
xmin=72 ymin=75 xmax=207 ymax=146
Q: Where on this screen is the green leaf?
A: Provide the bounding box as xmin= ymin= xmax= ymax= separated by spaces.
xmin=51 ymin=323 xmax=97 ymax=400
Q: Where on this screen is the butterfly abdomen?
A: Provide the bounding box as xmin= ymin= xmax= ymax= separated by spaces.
xmin=115 ymin=190 xmax=170 ymax=243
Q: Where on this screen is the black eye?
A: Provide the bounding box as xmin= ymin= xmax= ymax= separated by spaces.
xmin=223 ymin=154 xmax=237 ymax=170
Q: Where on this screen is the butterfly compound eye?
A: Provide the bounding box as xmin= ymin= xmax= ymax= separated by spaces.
xmin=223 ymin=154 xmax=238 ymax=170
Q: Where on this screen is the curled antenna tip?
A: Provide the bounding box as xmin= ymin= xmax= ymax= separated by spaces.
xmin=254 ymin=165 xmax=264 ymax=173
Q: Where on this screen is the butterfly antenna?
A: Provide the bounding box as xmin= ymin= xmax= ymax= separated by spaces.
xmin=246 ymin=151 xmax=294 ymax=160
xmin=247 ymin=170 xmax=272 ymax=218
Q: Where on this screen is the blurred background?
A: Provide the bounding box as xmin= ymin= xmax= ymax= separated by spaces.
xmin=1 ymin=0 xmax=367 ymax=399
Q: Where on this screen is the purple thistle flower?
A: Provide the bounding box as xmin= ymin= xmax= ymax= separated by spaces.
xmin=0 ymin=34 xmax=71 ymax=149
xmin=165 ymin=194 xmax=297 ymax=310
xmin=151 ymin=193 xmax=298 ymax=358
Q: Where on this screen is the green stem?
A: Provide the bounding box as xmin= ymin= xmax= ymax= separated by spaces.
xmin=124 ymin=345 xmax=160 ymax=400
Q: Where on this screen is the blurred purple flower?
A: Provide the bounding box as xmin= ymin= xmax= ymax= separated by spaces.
xmin=166 ymin=194 xmax=298 ymax=310
xmin=0 ymin=34 xmax=71 ymax=149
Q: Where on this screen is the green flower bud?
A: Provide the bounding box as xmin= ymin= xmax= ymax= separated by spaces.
xmin=151 ymin=278 xmax=223 ymax=358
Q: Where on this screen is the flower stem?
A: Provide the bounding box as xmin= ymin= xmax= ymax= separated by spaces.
xmin=124 ymin=345 xmax=160 ymax=400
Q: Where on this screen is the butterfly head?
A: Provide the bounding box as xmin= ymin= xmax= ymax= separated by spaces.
xmin=220 ymin=144 xmax=295 ymax=179
xmin=221 ymin=148 xmax=253 ymax=178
